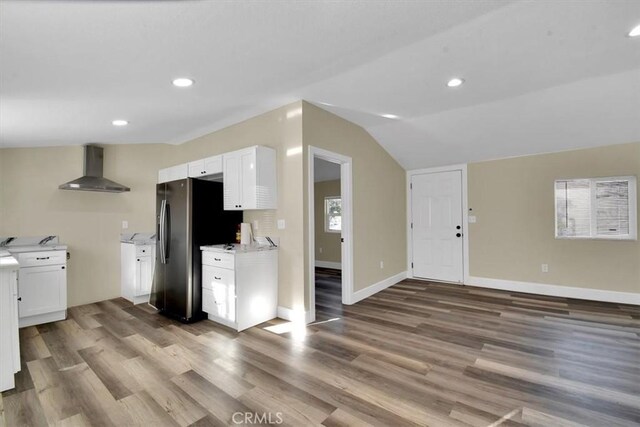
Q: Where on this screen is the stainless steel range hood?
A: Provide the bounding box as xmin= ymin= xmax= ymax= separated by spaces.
xmin=59 ymin=145 xmax=130 ymax=193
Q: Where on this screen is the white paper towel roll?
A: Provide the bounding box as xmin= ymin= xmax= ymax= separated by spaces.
xmin=240 ymin=223 xmax=252 ymax=245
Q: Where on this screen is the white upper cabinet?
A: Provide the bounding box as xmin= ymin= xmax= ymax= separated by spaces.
xmin=188 ymin=155 xmax=222 ymax=178
xmin=223 ymin=146 xmax=277 ymax=210
xmin=158 ymin=148 xmax=276 ymax=210
xmin=158 ymin=163 xmax=188 ymax=183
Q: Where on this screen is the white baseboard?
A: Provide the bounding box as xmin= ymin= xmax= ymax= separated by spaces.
xmin=315 ymin=261 xmax=342 ymax=270
xmin=351 ymin=271 xmax=407 ymax=304
xmin=466 ymin=276 xmax=640 ymax=306
xmin=277 ymin=306 xmax=313 ymax=324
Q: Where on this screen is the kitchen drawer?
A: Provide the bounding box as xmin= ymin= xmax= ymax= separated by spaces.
xmin=202 ymin=265 xmax=234 ymax=290
xmin=202 ymin=284 xmax=235 ymax=321
xmin=202 ymin=251 xmax=234 ymax=270
xmin=135 ymin=246 xmax=153 ymax=257
xmin=202 ymin=288 xmax=217 ymax=315
xmin=17 ymin=250 xmax=66 ymax=267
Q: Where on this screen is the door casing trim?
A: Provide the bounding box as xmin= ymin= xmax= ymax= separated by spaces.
xmin=308 ymin=146 xmax=354 ymax=324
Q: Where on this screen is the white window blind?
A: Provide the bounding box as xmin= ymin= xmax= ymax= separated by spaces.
xmin=555 ymin=176 xmax=637 ymax=240
xmin=595 ymin=181 xmax=630 ymax=236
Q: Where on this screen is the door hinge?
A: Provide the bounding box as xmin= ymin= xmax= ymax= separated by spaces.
xmin=411 ymin=262 xmax=414 ymax=268
xmin=410 ymin=183 xmax=412 ymax=190
xmin=411 ymin=223 xmax=413 ymax=229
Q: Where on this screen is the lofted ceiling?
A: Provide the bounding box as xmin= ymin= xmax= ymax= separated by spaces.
xmin=1 ymin=0 xmax=639 ymax=169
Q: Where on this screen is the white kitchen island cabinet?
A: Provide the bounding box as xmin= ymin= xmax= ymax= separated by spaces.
xmin=200 ymin=245 xmax=278 ymax=331
xmin=0 ymin=252 xmax=20 ymax=392
xmin=14 ymin=249 xmax=67 ymax=328
xmin=121 ymin=242 xmax=156 ymax=305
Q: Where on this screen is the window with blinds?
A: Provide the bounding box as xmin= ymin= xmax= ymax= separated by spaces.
xmin=555 ymin=176 xmax=637 ymax=240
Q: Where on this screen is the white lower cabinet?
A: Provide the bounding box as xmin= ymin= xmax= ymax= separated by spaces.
xmin=18 ymin=265 xmax=66 ymax=318
xmin=201 ymin=248 xmax=277 ymax=331
xmin=121 ymin=243 xmax=156 ymax=305
xmin=0 ymin=258 xmax=20 ymax=392
xmin=16 ymin=250 xmax=67 ymax=328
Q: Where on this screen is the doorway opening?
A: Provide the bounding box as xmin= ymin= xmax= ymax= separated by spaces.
xmin=308 ymin=147 xmax=353 ymax=324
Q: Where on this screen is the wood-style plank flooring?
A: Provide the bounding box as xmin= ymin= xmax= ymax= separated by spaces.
xmin=2 ymin=268 xmax=640 ymax=426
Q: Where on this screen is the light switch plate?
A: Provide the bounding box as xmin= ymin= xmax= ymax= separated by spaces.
xmin=277 ymin=219 xmax=286 ymax=230
xmin=468 ymin=215 xmax=477 ymax=223
xmin=122 ymin=220 xmax=129 ymax=229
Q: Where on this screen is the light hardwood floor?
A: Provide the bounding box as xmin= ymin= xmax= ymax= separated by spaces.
xmin=2 ymin=268 xmax=639 ymax=426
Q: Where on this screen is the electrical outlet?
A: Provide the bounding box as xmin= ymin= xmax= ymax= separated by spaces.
xmin=253 ymin=220 xmax=259 ymax=231
xmin=319 ymin=247 xmax=323 ymax=254
xmin=468 ymin=215 xmax=477 ymax=223
xmin=277 ymin=219 xmax=285 ymax=230
xmin=541 ymin=264 xmax=549 ymax=273
xmin=122 ymin=220 xmax=129 ymax=229
xmin=380 ymin=261 xmax=384 ymax=269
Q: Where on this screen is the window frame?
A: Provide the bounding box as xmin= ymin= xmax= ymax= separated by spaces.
xmin=324 ymin=196 xmax=342 ymax=234
xmin=554 ymin=175 xmax=637 ymax=241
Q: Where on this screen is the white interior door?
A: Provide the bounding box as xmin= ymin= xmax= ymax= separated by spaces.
xmin=411 ymin=171 xmax=463 ymax=283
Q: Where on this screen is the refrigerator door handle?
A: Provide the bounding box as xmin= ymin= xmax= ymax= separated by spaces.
xmin=159 ymin=199 xmax=167 ymax=264
xmin=165 ymin=203 xmax=171 ymax=260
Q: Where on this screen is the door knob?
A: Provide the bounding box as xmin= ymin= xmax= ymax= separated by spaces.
xmin=456 ymin=233 xmax=462 ymax=238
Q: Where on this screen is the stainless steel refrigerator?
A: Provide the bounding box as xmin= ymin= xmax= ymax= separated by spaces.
xmin=150 ymin=179 xmax=242 ymax=322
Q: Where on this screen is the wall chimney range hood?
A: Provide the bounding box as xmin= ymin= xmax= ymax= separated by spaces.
xmin=59 ymin=145 xmax=130 ymax=193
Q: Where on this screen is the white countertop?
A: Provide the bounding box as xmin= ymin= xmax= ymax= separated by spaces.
xmin=120 ymin=240 xmax=155 ymax=246
xmin=3 ymin=245 xmax=68 ymax=254
xmin=120 ymin=232 xmax=156 ymax=246
xmin=0 ymin=250 xmax=19 ymax=270
xmin=200 ymin=244 xmax=278 ymax=254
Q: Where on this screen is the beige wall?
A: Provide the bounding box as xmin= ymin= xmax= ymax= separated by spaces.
xmin=0 ymin=101 xmax=305 ymax=308
xmin=468 ymin=141 xmax=640 ymax=294
xmin=175 ymin=102 xmax=305 ymax=310
xmin=302 ymin=101 xmax=407 ymax=306
xmin=0 ymin=143 xmax=173 ymax=306
xmin=314 ymin=179 xmax=342 ymax=264
xmin=0 ymin=100 xmax=407 ymax=312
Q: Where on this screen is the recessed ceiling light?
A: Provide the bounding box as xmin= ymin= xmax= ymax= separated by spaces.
xmin=172 ymin=78 xmax=194 ymax=87
xmin=628 ymin=24 xmax=640 ymax=38
xmin=447 ymin=78 xmax=465 ymax=88
xmin=112 ymin=120 xmax=128 ymax=126
xmin=380 ymin=113 xmax=399 ymax=119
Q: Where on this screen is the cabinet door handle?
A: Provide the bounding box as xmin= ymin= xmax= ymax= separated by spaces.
xmin=61 ymin=266 xmax=65 ymax=270
xmin=36 ymin=257 xmax=50 ymax=260
xmin=214 ymin=276 xmax=221 ymax=280
xmin=17 ymin=297 xmax=21 ymax=301
xmin=214 ymin=258 xmax=221 ymax=261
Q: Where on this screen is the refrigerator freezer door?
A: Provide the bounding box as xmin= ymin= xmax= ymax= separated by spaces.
xmin=149 ymin=183 xmax=166 ymax=310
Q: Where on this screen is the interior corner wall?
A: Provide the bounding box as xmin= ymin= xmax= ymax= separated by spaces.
xmin=467 ymin=141 xmax=640 ymax=294
xmin=314 ymin=179 xmax=342 ymax=265
xmin=302 ymin=101 xmax=407 ymax=308
xmin=176 ymin=101 xmax=306 ymax=312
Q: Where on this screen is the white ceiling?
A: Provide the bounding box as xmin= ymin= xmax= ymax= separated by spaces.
xmin=1 ymin=0 xmax=639 ymax=169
